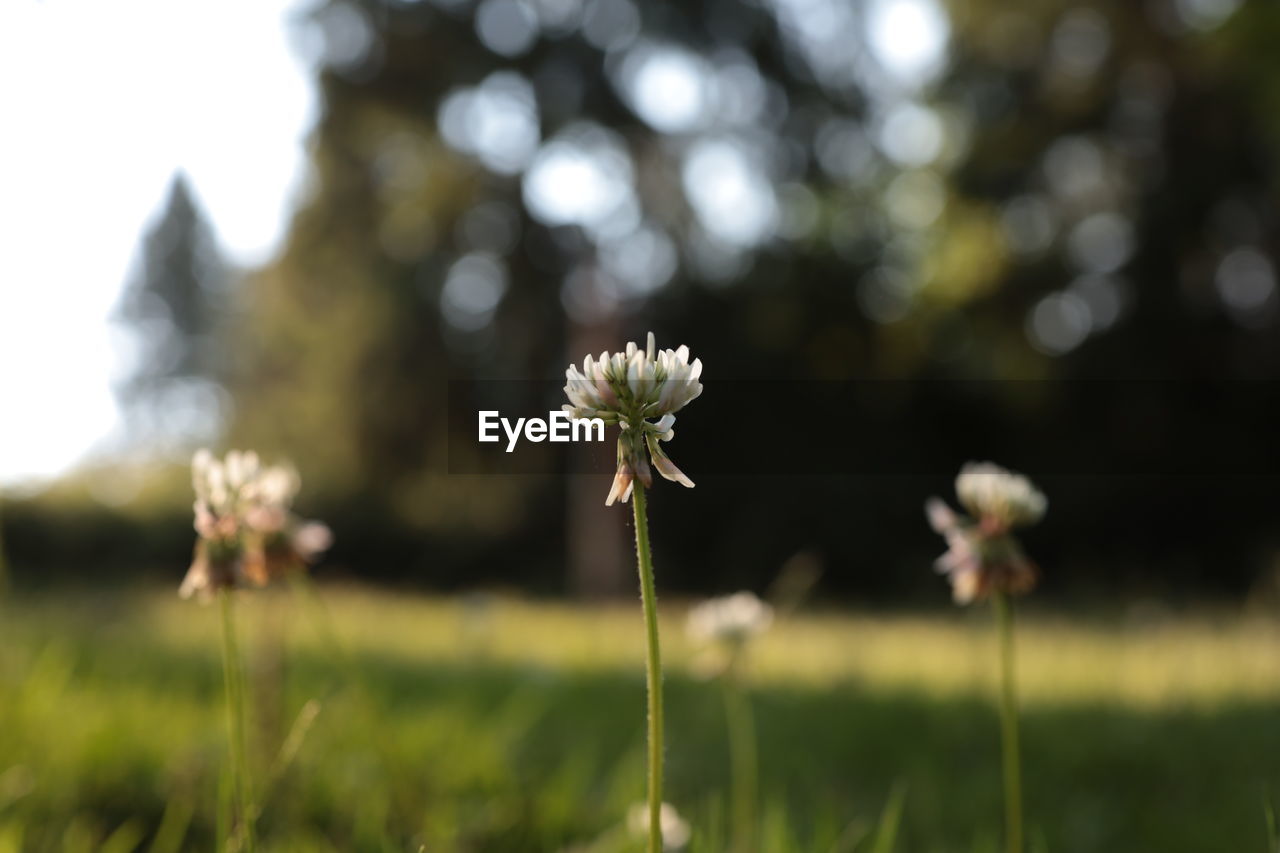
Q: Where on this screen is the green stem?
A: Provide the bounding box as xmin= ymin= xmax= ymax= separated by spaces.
xmin=723 ymin=665 xmax=757 ymax=853
xmin=631 ymin=485 xmax=664 ymax=853
xmin=993 ymin=592 xmax=1022 ymax=853
xmin=219 ymin=589 xmax=256 ymax=853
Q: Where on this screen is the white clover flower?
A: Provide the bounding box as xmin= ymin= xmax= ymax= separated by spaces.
xmin=240 ymin=462 xmax=331 ymax=587
xmin=563 ymin=332 xmax=702 ymax=506
xmin=223 ymin=450 xmax=261 ymax=492
xmin=955 ymin=462 xmax=1047 ymax=532
xmin=926 ymin=462 xmax=1045 ymax=605
xmin=183 ymin=449 xmax=331 ymax=599
xmin=191 ymin=449 xmax=242 ymax=540
xmin=686 ymin=591 xmax=774 ymax=650
xmin=247 ymin=463 xmax=299 ymax=509
xmin=627 ymin=802 xmax=691 ymax=851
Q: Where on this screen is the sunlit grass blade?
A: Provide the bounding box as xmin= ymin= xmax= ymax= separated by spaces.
xmin=825 ymin=817 xmax=870 ymax=853
xmin=867 ymin=782 xmax=907 ymax=853
xmin=0 ymin=822 xmax=23 ymax=853
xmin=99 ymin=820 xmax=146 ymax=853
xmin=216 ymin=768 xmax=232 ymax=853
xmin=147 ymin=795 xmax=194 ymax=853
xmin=1264 ymin=788 xmax=1278 ymax=853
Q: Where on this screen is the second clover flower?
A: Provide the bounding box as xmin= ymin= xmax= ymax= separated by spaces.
xmin=182 ymin=449 xmax=332 ymax=601
xmin=562 ymin=332 xmax=703 ymax=506
xmin=925 ymin=461 xmax=1047 ymax=605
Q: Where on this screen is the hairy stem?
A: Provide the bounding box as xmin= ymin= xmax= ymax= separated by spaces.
xmin=631 ymin=485 xmax=664 ymax=853
xmin=993 ymin=591 xmax=1022 ymax=853
xmin=219 ymin=589 xmax=256 ymax=852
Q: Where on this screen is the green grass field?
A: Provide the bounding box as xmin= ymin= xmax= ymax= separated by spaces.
xmin=0 ymin=585 xmax=1278 ymax=852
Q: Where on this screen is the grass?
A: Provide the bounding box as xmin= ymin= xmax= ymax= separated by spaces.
xmin=0 ymin=584 xmax=1278 ymax=851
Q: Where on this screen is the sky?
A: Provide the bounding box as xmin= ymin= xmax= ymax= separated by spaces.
xmin=0 ymin=0 xmax=948 ymax=487
xmin=0 ymin=0 xmax=315 ymax=484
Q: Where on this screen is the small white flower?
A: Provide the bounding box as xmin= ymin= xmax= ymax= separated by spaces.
xmin=955 ymin=461 xmax=1047 ymax=532
xmin=247 ymin=464 xmax=301 ymax=510
xmin=926 ymin=462 xmax=1045 ymax=605
xmin=191 ymin=449 xmax=237 ymax=534
xmin=563 ymin=332 xmax=702 ymax=506
xmin=184 ymin=449 xmax=331 ymax=598
xmin=627 ymin=802 xmax=691 ymax=851
xmin=224 ymin=450 xmax=261 ymax=492
xmin=686 ymin=591 xmax=774 ymax=649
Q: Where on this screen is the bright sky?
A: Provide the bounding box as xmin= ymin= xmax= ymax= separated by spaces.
xmin=0 ymin=0 xmax=315 ymax=485
xmin=0 ymin=0 xmax=946 ymax=487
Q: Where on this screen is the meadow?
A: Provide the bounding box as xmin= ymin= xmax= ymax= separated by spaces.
xmin=0 ymin=584 xmax=1277 ymax=852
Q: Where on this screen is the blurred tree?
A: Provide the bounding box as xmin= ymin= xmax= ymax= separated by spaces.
xmin=114 ymin=173 xmax=231 ymax=452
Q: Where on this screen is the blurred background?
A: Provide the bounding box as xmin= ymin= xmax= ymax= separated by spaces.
xmin=3 ymin=1 xmax=1280 ymax=849
xmin=4 ymin=0 xmax=1280 ymax=604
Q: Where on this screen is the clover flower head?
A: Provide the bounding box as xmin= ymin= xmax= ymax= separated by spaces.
xmin=955 ymin=461 xmax=1046 ymax=533
xmin=686 ymin=591 xmax=774 ymax=649
xmin=240 ymin=463 xmax=301 ymax=536
xmin=563 ymin=332 xmax=702 ymax=506
xmin=926 ymin=462 xmax=1045 ymax=605
xmin=626 ymin=802 xmax=691 ymax=851
xmin=246 ymin=463 xmax=300 ymax=510
xmin=182 ymin=449 xmax=332 ymax=600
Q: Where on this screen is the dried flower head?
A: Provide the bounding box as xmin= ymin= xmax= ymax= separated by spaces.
xmin=563 ymin=332 xmax=703 ymax=506
xmin=627 ymin=802 xmax=691 ymax=851
xmin=183 ymin=449 xmax=256 ymax=601
xmin=182 ymin=449 xmax=332 ymax=600
xmin=926 ymin=462 xmax=1046 ymax=605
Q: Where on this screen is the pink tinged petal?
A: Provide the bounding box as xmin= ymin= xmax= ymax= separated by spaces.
xmin=606 ymin=464 xmax=634 ymax=507
xmin=292 ymin=522 xmax=333 ymax=561
xmin=658 ymin=379 xmax=680 ymax=413
xmin=194 ymin=502 xmax=218 ymax=538
xmin=652 ymin=452 xmax=695 ymax=488
xmin=178 ymin=561 xmax=209 ymax=600
xmin=925 ymin=498 xmax=958 ymax=534
xmin=594 ymin=376 xmax=618 ymax=407
xmin=950 ymin=569 xmax=981 ymax=604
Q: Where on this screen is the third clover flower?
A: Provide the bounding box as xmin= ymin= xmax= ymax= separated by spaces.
xmin=925 ymin=462 xmax=1047 ymax=605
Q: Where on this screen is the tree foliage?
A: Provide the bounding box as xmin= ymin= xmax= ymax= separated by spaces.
xmin=227 ymin=0 xmax=1280 ymax=595
xmin=115 ymin=173 xmax=230 ymax=450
